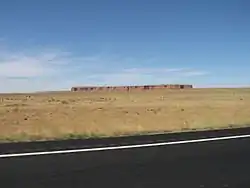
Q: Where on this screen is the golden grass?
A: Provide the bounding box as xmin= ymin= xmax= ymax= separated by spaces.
xmin=0 ymin=88 xmax=250 ymax=142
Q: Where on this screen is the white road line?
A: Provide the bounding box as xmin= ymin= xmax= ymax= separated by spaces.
xmin=0 ymin=134 xmax=250 ymax=158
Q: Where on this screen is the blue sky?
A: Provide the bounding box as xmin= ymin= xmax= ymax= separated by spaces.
xmin=0 ymin=0 xmax=249 ymax=92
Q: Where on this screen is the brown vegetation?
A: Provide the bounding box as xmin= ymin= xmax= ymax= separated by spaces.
xmin=0 ymin=88 xmax=249 ymax=142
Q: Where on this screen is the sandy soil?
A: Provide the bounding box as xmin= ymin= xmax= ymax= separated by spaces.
xmin=0 ymin=88 xmax=250 ymax=142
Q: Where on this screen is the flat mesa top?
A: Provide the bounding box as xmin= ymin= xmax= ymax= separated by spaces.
xmin=71 ymin=84 xmax=193 ymax=91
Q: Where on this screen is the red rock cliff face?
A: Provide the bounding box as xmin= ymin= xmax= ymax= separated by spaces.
xmin=71 ymin=84 xmax=193 ymax=92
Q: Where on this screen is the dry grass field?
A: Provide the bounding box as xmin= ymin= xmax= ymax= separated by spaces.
xmin=0 ymin=88 xmax=250 ymax=142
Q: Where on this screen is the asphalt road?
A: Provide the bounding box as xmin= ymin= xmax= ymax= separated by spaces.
xmin=1 ymin=127 xmax=250 ymax=188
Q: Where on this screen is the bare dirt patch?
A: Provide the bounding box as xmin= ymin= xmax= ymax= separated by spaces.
xmin=0 ymin=88 xmax=250 ymax=142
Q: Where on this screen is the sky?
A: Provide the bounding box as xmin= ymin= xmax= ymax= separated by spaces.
xmin=0 ymin=0 xmax=249 ymax=92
